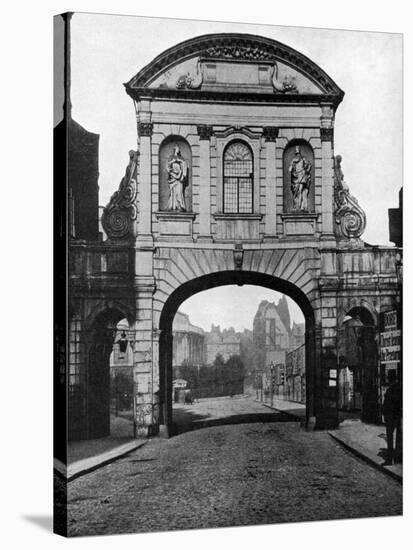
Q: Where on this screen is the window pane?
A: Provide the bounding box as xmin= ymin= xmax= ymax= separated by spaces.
xmin=224 ymin=177 xmax=238 ymax=213
xmin=223 ymin=141 xmax=253 ymax=214
xmin=238 ymin=178 xmax=253 ymax=213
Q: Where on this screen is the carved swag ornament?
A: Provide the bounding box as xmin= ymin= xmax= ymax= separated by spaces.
xmin=333 ymin=155 xmax=366 ymax=239
xmin=102 ymin=150 xmax=138 ymax=239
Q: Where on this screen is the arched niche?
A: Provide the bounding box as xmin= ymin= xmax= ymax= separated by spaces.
xmin=337 ymin=306 xmax=379 ymax=423
xmin=283 ymin=139 xmax=315 ymax=213
xmin=159 ymin=136 xmax=192 ymax=212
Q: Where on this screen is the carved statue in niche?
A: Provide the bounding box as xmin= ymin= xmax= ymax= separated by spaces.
xmin=289 ymin=145 xmax=312 ymax=211
xmin=167 ymin=145 xmax=188 ymax=211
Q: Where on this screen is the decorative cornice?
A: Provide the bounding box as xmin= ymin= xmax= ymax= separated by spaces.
xmin=138 ymin=121 xmax=153 ymax=137
xmin=197 ymin=125 xmax=214 ymax=140
xmin=213 ymin=126 xmax=262 ymax=140
xmin=127 ymin=86 xmax=342 ymax=108
xmin=320 ymin=127 xmax=334 ymax=142
xmin=125 ymin=33 xmax=344 ymax=106
xmin=155 ymin=211 xmax=196 ymax=221
xmin=213 ymin=213 xmax=263 ymax=221
xmin=263 ymin=126 xmax=279 ymax=141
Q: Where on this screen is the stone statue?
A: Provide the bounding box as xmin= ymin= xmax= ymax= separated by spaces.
xmin=289 ymin=145 xmax=312 ymax=211
xmin=167 ymin=145 xmax=188 ymax=211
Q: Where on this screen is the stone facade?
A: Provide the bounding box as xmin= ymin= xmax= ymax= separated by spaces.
xmin=172 ymin=312 xmax=206 ymax=367
xmin=252 ymin=298 xmax=305 ymax=371
xmin=205 ymin=325 xmax=241 ymax=364
xmin=68 ymin=33 xmax=402 ymax=439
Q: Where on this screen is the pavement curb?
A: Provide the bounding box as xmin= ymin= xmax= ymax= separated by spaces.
xmin=328 ymin=431 xmax=402 ymax=483
xmin=258 ymin=400 xmax=304 ymax=423
xmin=54 ymin=439 xmax=147 ymax=482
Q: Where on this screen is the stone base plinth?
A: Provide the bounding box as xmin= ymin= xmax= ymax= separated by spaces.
xmin=155 ymin=211 xmax=196 ymax=240
xmin=281 ymin=212 xmax=319 ymax=236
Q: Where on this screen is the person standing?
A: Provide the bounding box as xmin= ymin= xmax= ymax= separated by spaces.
xmin=382 ymin=370 xmax=402 ymax=465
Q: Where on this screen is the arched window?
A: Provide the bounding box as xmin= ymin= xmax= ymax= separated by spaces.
xmin=223 ymin=141 xmax=253 ymax=213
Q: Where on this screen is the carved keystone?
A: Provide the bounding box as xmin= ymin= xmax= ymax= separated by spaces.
xmin=233 ymin=243 xmax=244 ymax=270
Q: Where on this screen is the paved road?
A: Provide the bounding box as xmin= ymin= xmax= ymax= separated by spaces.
xmin=66 ymin=397 xmax=402 ymax=537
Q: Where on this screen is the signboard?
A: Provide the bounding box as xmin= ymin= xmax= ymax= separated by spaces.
xmin=383 ymin=310 xmax=398 ymax=331
xmin=379 ymin=309 xmax=401 ymax=419
xmin=379 ymin=330 xmax=401 ymax=364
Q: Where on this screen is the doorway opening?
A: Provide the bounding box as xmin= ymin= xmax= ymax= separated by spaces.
xmin=159 ymin=271 xmax=314 ymax=436
xmin=338 ymin=307 xmax=379 ymax=423
xmin=68 ymin=307 xmax=135 ymax=462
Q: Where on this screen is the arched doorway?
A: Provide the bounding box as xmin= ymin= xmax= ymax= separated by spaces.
xmin=338 ymin=307 xmax=379 ymax=423
xmin=70 ymin=307 xmax=135 ymax=441
xmin=159 ymin=271 xmax=316 ymax=436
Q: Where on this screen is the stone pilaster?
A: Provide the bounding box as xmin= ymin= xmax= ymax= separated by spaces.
xmin=320 ymin=106 xmax=335 ymax=238
xmin=133 ymin=281 xmax=157 ymax=437
xmin=136 ymin=99 xmax=153 ymax=246
xmin=197 ymin=125 xmax=213 ymax=241
xmin=263 ymin=127 xmax=279 ymax=237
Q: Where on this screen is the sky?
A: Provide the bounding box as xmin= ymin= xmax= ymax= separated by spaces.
xmin=69 ymin=12 xmax=402 ymax=247
xmin=179 ymin=286 xmax=303 ymax=332
xmin=65 ymin=13 xmax=403 ymax=332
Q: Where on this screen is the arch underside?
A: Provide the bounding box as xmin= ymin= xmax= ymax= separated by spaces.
xmin=158 ymin=266 xmax=317 ymax=434
xmin=154 ymin=247 xmax=320 ymax=330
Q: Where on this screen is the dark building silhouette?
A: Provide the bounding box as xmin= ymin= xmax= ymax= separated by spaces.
xmin=388 ymin=187 xmax=402 ymax=247
xmin=67 ymin=117 xmax=100 ymax=241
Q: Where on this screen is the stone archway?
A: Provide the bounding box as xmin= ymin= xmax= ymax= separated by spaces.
xmin=72 ymin=307 xmax=133 ymax=440
xmin=158 ymin=270 xmax=316 ymax=437
xmin=337 ymin=307 xmax=379 ymax=423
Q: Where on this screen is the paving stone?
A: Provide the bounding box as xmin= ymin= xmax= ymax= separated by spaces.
xmin=66 ymin=398 xmax=402 ymax=537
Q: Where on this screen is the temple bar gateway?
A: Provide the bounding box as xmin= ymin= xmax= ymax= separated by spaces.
xmin=68 ymin=33 xmax=401 ymax=439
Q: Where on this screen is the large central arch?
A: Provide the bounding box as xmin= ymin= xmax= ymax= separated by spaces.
xmin=158 ymin=270 xmax=316 ymax=436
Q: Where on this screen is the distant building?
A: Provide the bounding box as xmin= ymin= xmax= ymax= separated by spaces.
xmin=205 ymin=325 xmax=241 ymax=364
xmin=172 ymin=311 xmax=206 ymax=367
xmin=253 ymin=298 xmax=300 ymax=373
xmin=291 ymin=321 xmax=305 ymax=349
xmin=285 ymin=344 xmax=306 ymax=403
xmin=253 ymin=298 xmax=306 ymax=403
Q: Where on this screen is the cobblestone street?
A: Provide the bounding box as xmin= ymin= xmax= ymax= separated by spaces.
xmin=66 ymin=397 xmax=402 ymax=537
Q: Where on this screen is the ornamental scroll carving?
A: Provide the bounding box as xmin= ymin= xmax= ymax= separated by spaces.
xmin=176 ymin=58 xmax=203 ymax=90
xmin=102 ymin=150 xmax=138 ymax=239
xmin=205 ymin=45 xmax=274 ymax=61
xmin=333 ymin=155 xmax=366 ymax=240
